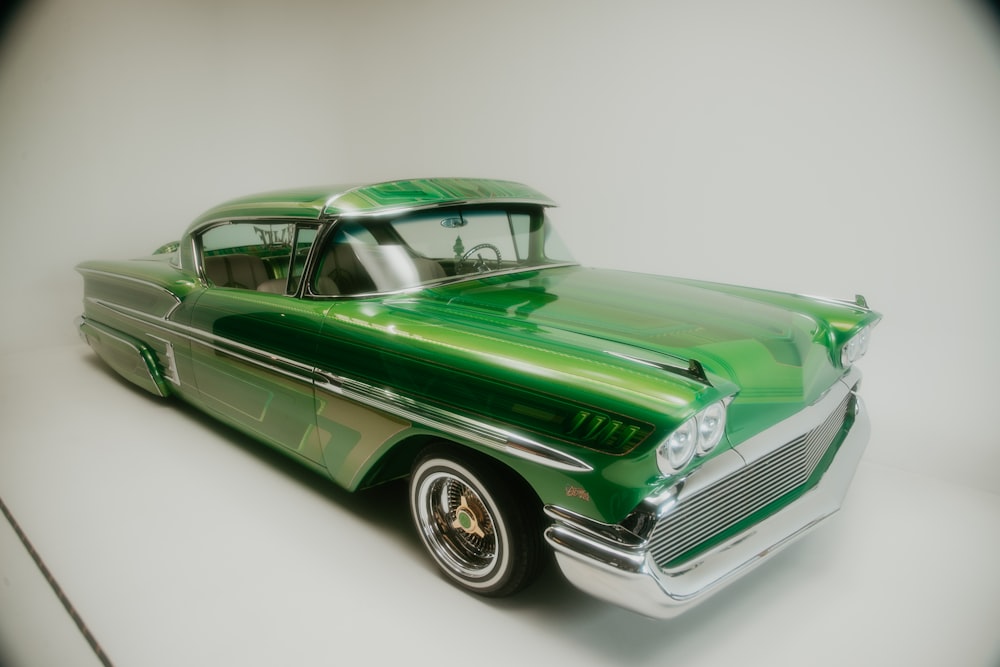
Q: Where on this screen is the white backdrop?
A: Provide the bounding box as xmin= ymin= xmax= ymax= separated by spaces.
xmin=1 ymin=2 xmax=999 ymax=665
xmin=2 ymin=0 xmax=997 ymax=491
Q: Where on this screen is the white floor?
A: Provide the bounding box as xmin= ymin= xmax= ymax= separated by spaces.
xmin=1 ymin=344 xmax=999 ymax=667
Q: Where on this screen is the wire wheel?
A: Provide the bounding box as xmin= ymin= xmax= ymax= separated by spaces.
xmin=410 ymin=446 xmax=544 ymax=597
xmin=421 ymin=471 xmax=499 ymax=577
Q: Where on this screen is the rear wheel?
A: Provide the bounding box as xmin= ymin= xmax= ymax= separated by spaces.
xmin=409 ymin=446 xmax=544 ymax=597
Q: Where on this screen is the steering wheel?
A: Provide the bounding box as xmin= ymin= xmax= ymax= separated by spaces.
xmin=458 ymin=243 xmax=502 ymax=274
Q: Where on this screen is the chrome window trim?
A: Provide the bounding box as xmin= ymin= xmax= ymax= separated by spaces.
xmin=187 ymin=218 xmax=326 ymax=291
xmin=302 ymin=263 xmax=581 ymax=300
xmin=187 ymin=213 xmax=325 ymax=235
xmin=323 ymin=197 xmax=556 ymax=220
xmin=301 ymin=205 xmax=574 ymax=299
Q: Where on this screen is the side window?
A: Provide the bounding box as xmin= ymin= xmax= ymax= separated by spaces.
xmin=199 ymin=221 xmax=316 ymax=293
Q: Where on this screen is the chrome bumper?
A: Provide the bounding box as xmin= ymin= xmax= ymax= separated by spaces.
xmin=544 ymin=370 xmax=869 ymax=619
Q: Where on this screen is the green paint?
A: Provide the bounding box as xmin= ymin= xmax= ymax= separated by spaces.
xmin=77 ymin=178 xmax=880 ymax=528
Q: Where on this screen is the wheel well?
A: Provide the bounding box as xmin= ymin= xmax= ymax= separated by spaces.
xmin=356 ymin=435 xmax=542 ymax=508
xmin=355 ymin=434 xmax=436 ymax=489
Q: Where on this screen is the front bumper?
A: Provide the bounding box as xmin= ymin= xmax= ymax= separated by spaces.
xmin=544 ymin=369 xmax=869 ymax=619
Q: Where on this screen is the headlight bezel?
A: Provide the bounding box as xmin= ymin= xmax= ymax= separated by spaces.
xmin=840 ymin=324 xmax=873 ymax=367
xmin=656 ymin=399 xmax=730 ymax=476
xmin=695 ymin=402 xmax=727 ymax=455
xmin=661 ymin=418 xmax=698 ymax=471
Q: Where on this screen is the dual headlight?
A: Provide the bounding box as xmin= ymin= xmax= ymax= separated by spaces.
xmin=656 ymin=400 xmax=728 ymax=476
xmin=841 ymin=325 xmax=873 ymax=367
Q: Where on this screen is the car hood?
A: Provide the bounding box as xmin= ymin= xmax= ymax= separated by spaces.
xmin=420 ymin=267 xmax=850 ymax=439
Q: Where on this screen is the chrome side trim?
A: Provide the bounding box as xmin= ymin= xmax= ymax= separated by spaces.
xmin=86 ymin=298 xmax=317 ymax=387
xmin=77 ymin=267 xmax=183 ymax=317
xmin=196 ymin=339 xmax=316 ymax=386
xmin=87 ymin=298 xmax=592 ymax=473
xmin=78 ymin=317 xmax=168 ymax=398
xmin=317 ymin=375 xmax=593 ymax=473
xmin=147 ymin=334 xmax=180 ymax=386
xmin=77 ymin=268 xmax=182 ymax=302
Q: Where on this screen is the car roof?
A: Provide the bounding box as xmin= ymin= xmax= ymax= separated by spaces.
xmin=189 ymin=178 xmax=556 ymax=228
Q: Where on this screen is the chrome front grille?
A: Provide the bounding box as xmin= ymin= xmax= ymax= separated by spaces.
xmin=648 ymin=391 xmax=854 ymax=569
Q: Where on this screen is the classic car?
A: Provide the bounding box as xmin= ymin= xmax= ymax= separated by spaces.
xmin=76 ymin=177 xmax=880 ymax=618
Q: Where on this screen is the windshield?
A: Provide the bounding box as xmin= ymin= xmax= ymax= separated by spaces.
xmin=312 ymin=206 xmax=575 ymax=296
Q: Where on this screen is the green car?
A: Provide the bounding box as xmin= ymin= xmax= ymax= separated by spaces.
xmin=77 ymin=178 xmax=880 ymax=618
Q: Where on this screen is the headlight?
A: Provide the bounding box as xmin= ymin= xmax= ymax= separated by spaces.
xmin=660 ymin=419 xmax=698 ymax=472
xmin=657 ymin=399 xmax=729 ymax=475
xmin=841 ymin=325 xmax=873 ymax=367
xmin=696 ymin=402 xmax=726 ymax=454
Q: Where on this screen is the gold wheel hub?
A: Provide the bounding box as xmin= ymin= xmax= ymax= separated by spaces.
xmin=451 ymin=494 xmax=486 ymax=538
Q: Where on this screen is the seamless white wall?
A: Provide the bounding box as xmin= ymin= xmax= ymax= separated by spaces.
xmin=1 ymin=0 xmax=998 ymax=492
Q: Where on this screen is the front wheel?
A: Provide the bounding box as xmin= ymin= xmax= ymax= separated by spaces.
xmin=409 ymin=446 xmax=544 ymax=597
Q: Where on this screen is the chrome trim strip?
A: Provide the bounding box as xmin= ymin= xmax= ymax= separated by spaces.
xmin=193 ymin=338 xmax=315 ymax=386
xmin=186 ymin=215 xmax=327 ymax=259
xmin=544 ymin=506 xmax=646 ymax=550
xmin=325 ymin=198 xmax=557 ymax=219
xmin=77 ymin=268 xmax=182 ymax=302
xmin=503 ymin=434 xmax=593 ymax=472
xmin=317 ymin=375 xmax=593 ymax=472
xmin=796 ymin=292 xmax=883 ymax=316
xmin=303 ymin=263 xmax=580 ymax=300
xmin=87 ymin=298 xmax=591 ymax=473
xmin=605 ymin=350 xmax=713 ymax=387
xmin=729 ymin=366 xmax=859 ymax=466
xmin=74 ymin=315 xmax=87 ymax=342
xmin=193 ymin=213 xmax=325 ymax=228
xmin=77 ymin=267 xmax=183 ymax=317
xmin=86 ymin=298 xmax=317 ymax=386
xmin=78 ymin=317 xmax=168 ymax=398
xmin=186 ymin=219 xmax=325 ymax=295
xmin=147 ymin=334 xmax=180 ymax=386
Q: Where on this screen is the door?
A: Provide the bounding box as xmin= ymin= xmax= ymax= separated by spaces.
xmin=180 ymin=221 xmax=330 ymax=466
